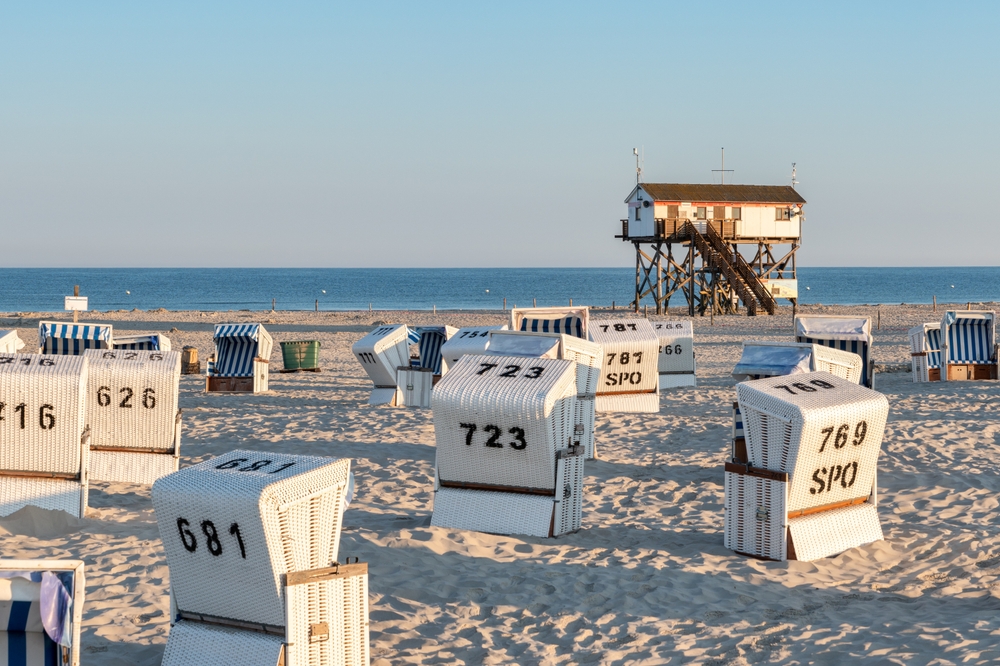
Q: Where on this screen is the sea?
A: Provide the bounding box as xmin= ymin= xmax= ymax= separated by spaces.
xmin=1 ymin=267 xmax=999 ymax=312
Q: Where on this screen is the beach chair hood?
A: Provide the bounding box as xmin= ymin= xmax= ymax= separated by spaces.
xmin=38 ymin=322 xmax=113 ymax=355
xmin=732 ymin=344 xmax=812 ymax=381
xmin=212 ymin=324 xmax=273 ymax=377
xmin=794 ymin=316 xmax=871 ymax=341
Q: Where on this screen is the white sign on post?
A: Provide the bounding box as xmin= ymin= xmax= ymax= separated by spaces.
xmin=64 ymin=297 xmax=88 ymax=311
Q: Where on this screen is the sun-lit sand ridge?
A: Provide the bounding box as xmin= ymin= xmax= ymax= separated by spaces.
xmin=1 ymin=303 xmax=999 ymax=664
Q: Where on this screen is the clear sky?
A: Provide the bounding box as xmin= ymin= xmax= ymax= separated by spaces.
xmin=2 ymin=2 xmax=997 ymax=268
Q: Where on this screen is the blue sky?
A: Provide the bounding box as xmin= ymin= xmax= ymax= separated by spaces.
xmin=1 ymin=2 xmax=997 ymax=267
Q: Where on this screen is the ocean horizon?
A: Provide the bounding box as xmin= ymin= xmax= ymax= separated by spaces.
xmin=1 ymin=267 xmax=999 ymax=312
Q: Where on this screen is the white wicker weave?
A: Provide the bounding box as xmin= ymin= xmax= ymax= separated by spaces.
xmin=83 ymin=349 xmax=181 ymax=484
xmin=588 ymin=319 xmax=660 ymax=413
xmin=395 ymin=367 xmax=433 ymax=408
xmin=161 ymin=621 xmax=285 ymax=666
xmin=431 ymin=354 xmax=583 ymax=537
xmin=351 ymin=325 xmax=410 ymax=406
xmin=0 ymin=353 xmax=89 ymax=518
xmin=152 ymin=451 xmax=352 ymax=629
xmin=0 ymin=559 xmax=85 ymax=666
xmin=285 ymin=562 xmax=370 ymax=666
xmin=726 ymin=371 xmax=887 ymax=561
xmin=486 ymin=331 xmax=602 ymax=459
xmin=0 ymin=331 xmax=24 ymax=354
xmin=439 ymin=326 xmax=508 ymax=375
xmin=653 ymin=321 xmax=696 ymax=389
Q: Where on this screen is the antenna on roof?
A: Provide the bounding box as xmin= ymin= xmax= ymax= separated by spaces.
xmin=633 ymin=147 xmax=642 ymax=184
xmin=791 ymin=163 xmax=799 ymax=189
xmin=712 ymin=147 xmax=733 ymax=185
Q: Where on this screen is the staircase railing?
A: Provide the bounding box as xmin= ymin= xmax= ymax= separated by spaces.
xmin=703 ymin=225 xmax=777 ymax=315
xmin=683 ymin=222 xmax=759 ymax=316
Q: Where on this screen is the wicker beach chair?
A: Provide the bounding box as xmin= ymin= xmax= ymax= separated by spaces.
xmin=794 ymin=315 xmax=874 ymax=388
xmin=908 ymin=323 xmax=942 ymax=382
xmin=0 ymin=331 xmax=25 ymax=354
xmin=0 ymin=559 xmax=85 ymax=666
xmin=588 ymin=319 xmax=660 ymax=413
xmin=205 ymin=324 xmax=272 ymax=393
xmin=653 ymin=321 xmax=696 ymax=389
xmin=431 ymin=355 xmax=583 ymax=538
xmin=939 ymin=310 xmax=998 ymax=381
xmin=83 ymin=349 xmax=182 ymax=484
xmin=486 ymin=330 xmax=602 ymax=459
xmin=412 ymin=326 xmax=457 ymax=377
xmin=113 ymin=333 xmax=172 ymax=351
xmin=352 ymin=324 xmax=411 ymax=406
xmin=438 ymin=326 xmax=508 ymax=375
xmin=509 ymin=306 xmax=589 ymax=339
xmin=153 ymin=450 xmax=368 ymax=666
xmin=725 ymin=371 xmax=887 ymax=561
xmin=729 ymin=341 xmax=864 ymax=464
xmin=38 ymin=322 xmax=112 ymax=356
xmin=0 ymin=354 xmax=89 ymax=518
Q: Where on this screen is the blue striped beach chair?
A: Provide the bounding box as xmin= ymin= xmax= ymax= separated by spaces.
xmin=509 ymin=307 xmax=589 ymax=340
xmin=0 ymin=559 xmax=84 ymax=666
xmin=939 ymin=311 xmax=997 ymax=381
xmin=206 ymin=323 xmax=273 ymax=393
xmin=794 ymin=315 xmax=874 ymax=388
xmin=37 ymin=322 xmax=112 ymax=356
xmin=412 ymin=326 xmax=458 ymax=376
xmin=112 ymin=333 xmax=171 ymax=352
xmin=908 ymin=323 xmax=942 ymax=382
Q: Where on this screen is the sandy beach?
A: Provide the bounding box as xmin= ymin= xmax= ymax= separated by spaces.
xmin=2 ymin=303 xmax=999 ymax=664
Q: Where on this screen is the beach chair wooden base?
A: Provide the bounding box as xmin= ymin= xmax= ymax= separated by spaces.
xmin=163 ymin=562 xmax=369 ymax=666
xmin=945 ymin=363 xmax=997 ymax=381
xmin=594 ymin=392 xmax=659 ymax=414
xmin=659 ymin=372 xmax=696 ymax=390
xmin=206 ymin=376 xmax=255 ymax=392
xmin=724 ymin=463 xmax=882 ymax=562
xmin=279 ymin=368 xmax=322 ymax=373
xmin=432 ymin=450 xmax=584 ymax=538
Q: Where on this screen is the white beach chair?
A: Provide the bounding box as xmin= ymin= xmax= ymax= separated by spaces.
xmin=153 ymin=450 xmax=368 ymax=666
xmin=431 ymin=355 xmax=584 ymax=538
xmin=352 ymin=324 xmax=411 ymax=406
xmin=113 ymin=333 xmax=172 ymax=351
xmin=509 ymin=306 xmax=589 ymax=339
xmin=0 ymin=354 xmax=89 ymax=518
xmin=794 ymin=315 xmax=874 ymax=388
xmin=38 ymin=322 xmax=112 ymax=356
xmin=908 ymin=323 xmax=942 ymax=383
xmin=0 ymin=559 xmax=85 ymax=666
xmin=725 ymin=371 xmax=887 ymax=561
xmin=439 ymin=326 xmax=508 ymax=375
xmin=729 ymin=341 xmax=864 ymax=464
xmin=0 ymin=331 xmax=25 ymax=354
xmin=486 ymin=330 xmax=602 ymax=459
xmin=205 ymin=324 xmax=272 ymax=393
xmin=939 ymin=310 xmax=998 ymax=381
xmin=588 ymin=319 xmax=660 ymax=413
xmin=653 ymin=321 xmax=696 ymax=389
xmin=83 ymin=349 xmax=182 ymax=485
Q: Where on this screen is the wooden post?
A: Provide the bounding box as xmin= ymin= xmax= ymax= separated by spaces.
xmin=533 ymin=298 xmax=536 ymax=307
xmin=315 ymin=299 xmax=318 ymax=312
xmin=369 ymin=303 xmax=372 ymax=311
xmin=877 ymin=308 xmax=881 ymax=330
xmin=644 ymin=304 xmax=647 ymax=318
xmin=272 ymin=298 xmax=275 ymax=311
xmin=612 ymin=301 xmax=615 ymax=310
xmin=967 ymin=301 xmax=971 ymax=311
xmin=503 ymin=297 xmax=506 ymax=311
xmin=73 ymin=285 xmax=79 ymax=323
xmin=433 ymin=304 xmax=436 ymax=314
xmin=569 ymin=298 xmax=573 ymax=306
xmin=933 ymin=295 xmax=936 ymax=312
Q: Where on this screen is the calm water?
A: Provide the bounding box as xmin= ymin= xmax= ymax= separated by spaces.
xmin=0 ymin=267 xmax=998 ymax=312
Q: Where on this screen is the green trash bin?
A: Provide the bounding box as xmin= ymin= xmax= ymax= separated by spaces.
xmin=280 ymin=340 xmax=321 ymax=372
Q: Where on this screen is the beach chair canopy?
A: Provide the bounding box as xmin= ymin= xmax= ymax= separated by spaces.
xmin=113 ymin=333 xmax=171 ymax=352
xmin=211 ymin=324 xmax=273 ymax=377
xmin=414 ymin=326 xmax=457 ymax=375
xmin=794 ymin=315 xmax=873 ymax=387
xmin=732 ymin=344 xmax=812 ymax=381
xmin=38 ymin=322 xmax=112 ymax=355
xmin=0 ymin=331 xmax=24 ymax=354
xmin=485 ymin=332 xmax=561 ymax=359
xmin=510 ymin=307 xmax=589 ymax=339
xmin=941 ymin=311 xmax=996 ymax=364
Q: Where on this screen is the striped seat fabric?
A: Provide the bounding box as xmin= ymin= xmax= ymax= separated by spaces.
xmin=925 ymin=327 xmax=942 ymax=369
xmin=519 ymin=316 xmax=584 ymax=338
xmin=944 ymin=316 xmax=994 ymax=364
xmin=210 ymin=324 xmax=271 ymax=377
xmin=794 ymin=316 xmax=873 ymax=388
xmin=414 ymin=327 xmax=457 ymax=375
xmin=113 ymin=334 xmax=170 ymax=352
xmin=0 ymin=577 xmax=59 ymax=666
xmin=38 ymin=323 xmax=112 ymax=356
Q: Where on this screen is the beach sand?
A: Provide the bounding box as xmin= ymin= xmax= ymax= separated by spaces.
xmin=1 ymin=303 xmax=999 ymax=664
